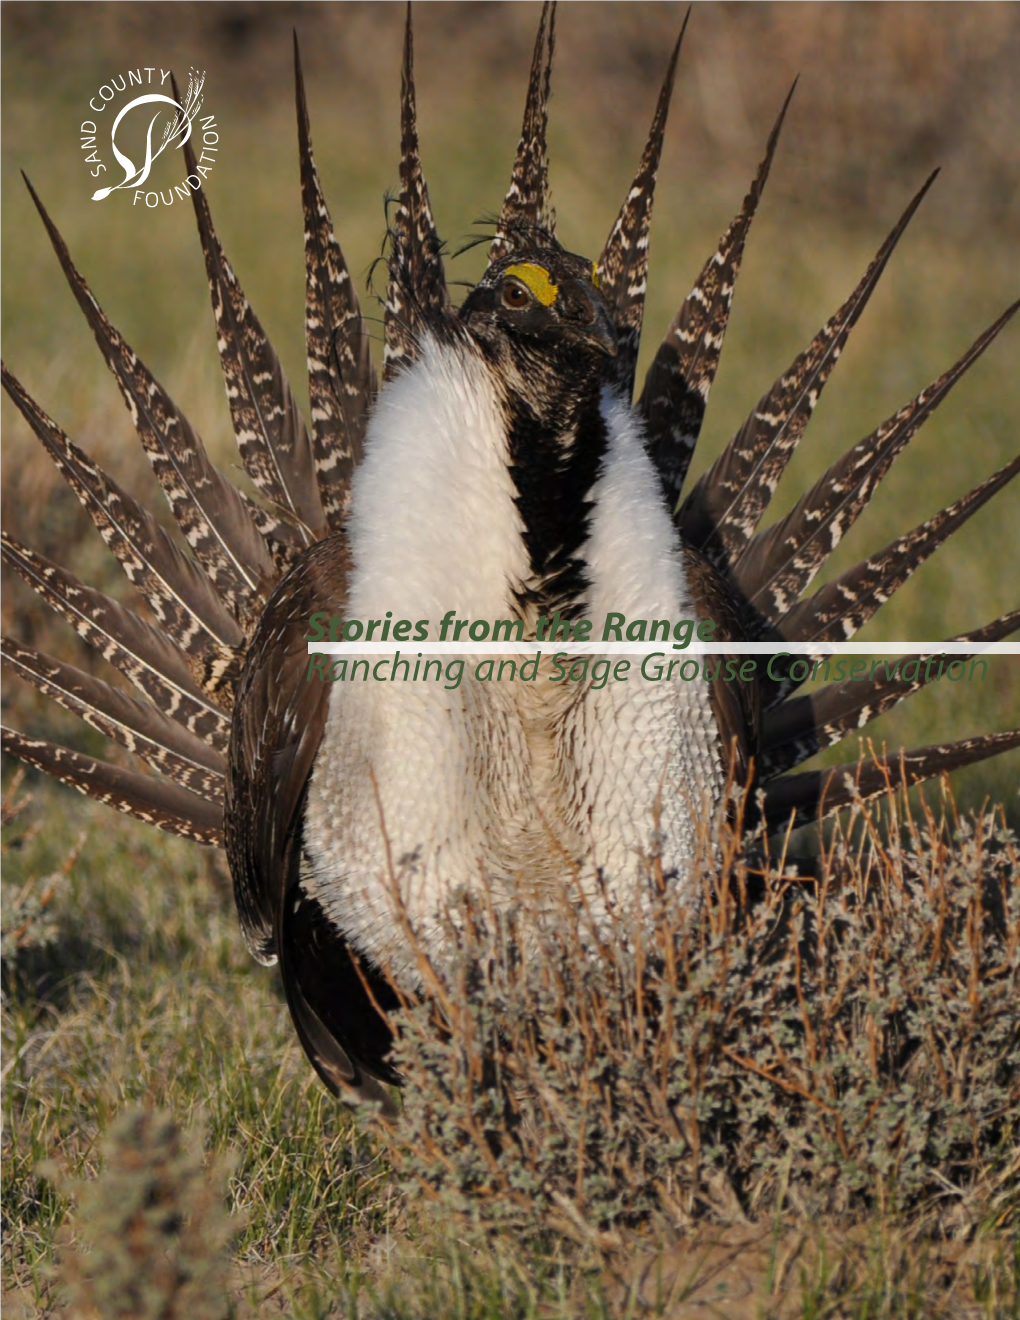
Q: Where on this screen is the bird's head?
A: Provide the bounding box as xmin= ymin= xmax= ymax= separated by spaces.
xmin=453 ymin=247 xmax=617 ymax=610
xmin=459 ymin=248 xmax=616 ymax=423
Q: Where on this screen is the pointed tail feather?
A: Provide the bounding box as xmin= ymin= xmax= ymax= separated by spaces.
xmin=763 ymin=731 xmax=1020 ymax=832
xmin=488 ymin=0 xmax=557 ymax=264
xmin=295 ymin=35 xmax=377 ymax=530
xmin=2 ymin=366 xmax=245 ymax=664
xmin=384 ymin=4 xmax=451 ymax=381
xmin=1 ymin=727 xmax=224 ymax=846
xmin=640 ymin=82 xmax=795 ymax=506
xmin=680 ymin=170 xmax=939 ymax=566
xmin=23 ymin=176 xmax=275 ymax=625
xmin=236 ymin=490 xmax=308 ymax=576
xmin=735 ymin=302 xmax=1019 ymax=618
xmin=1 ymin=534 xmax=231 ymax=750
xmin=777 ymin=454 xmax=1020 ymax=647
xmin=179 ymin=102 xmax=325 ymax=543
xmin=760 ymin=610 xmax=1020 ymax=777
xmin=596 ymin=12 xmax=687 ymax=400
xmin=1 ymin=638 xmax=226 ymax=799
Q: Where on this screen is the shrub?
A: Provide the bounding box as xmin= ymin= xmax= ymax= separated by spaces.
xmin=381 ymin=785 xmax=1020 ymax=1247
xmin=0 ymin=772 xmax=80 ymax=975
xmin=53 ymin=1107 xmax=238 ymax=1320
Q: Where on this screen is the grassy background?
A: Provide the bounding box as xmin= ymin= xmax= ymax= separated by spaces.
xmin=2 ymin=4 xmax=1019 ymax=1315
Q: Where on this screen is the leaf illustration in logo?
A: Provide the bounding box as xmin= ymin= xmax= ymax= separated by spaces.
xmin=93 ymin=72 xmax=205 ymax=201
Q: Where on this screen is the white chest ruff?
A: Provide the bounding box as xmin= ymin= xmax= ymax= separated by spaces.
xmin=302 ymin=345 xmax=724 ymax=979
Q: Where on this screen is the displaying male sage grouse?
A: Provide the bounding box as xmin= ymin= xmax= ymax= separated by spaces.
xmin=3 ymin=6 xmax=1018 ymax=1116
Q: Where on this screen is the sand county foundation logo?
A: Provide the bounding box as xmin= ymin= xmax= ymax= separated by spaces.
xmin=80 ymin=66 xmax=219 ymax=209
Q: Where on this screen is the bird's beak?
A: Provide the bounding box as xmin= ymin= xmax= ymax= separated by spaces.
xmin=559 ymin=280 xmax=618 ymax=358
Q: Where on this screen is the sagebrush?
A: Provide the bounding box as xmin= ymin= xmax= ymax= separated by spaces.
xmin=381 ymin=780 xmax=1020 ymax=1248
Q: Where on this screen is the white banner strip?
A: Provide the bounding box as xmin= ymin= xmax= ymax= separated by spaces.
xmin=307 ymin=640 xmax=1020 ymax=657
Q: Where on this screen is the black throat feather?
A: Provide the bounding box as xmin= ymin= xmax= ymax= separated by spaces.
xmin=501 ymin=348 xmax=610 ymax=620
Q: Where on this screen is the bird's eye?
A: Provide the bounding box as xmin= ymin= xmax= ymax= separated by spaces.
xmin=502 ymin=281 xmax=530 ymax=309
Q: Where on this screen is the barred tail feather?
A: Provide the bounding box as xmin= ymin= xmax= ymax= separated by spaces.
xmin=180 ymin=112 xmax=325 ymax=545
xmin=763 ymin=731 xmax=1020 ymax=833
xmin=1 ymin=727 xmax=224 ymax=846
xmin=680 ymin=170 xmax=939 ymax=566
xmin=2 ymin=366 xmax=245 ymax=663
xmin=735 ymin=301 xmax=1019 ymax=619
xmin=597 ymin=11 xmax=687 ymax=399
xmin=489 ymin=0 xmax=557 ymax=264
xmin=237 ymin=491 xmax=308 ymax=575
xmin=24 ymin=176 xmax=275 ymax=625
xmin=777 ymin=454 xmax=1020 ymax=648
xmin=384 ymin=4 xmax=451 ymax=380
xmin=1 ymin=534 xmax=231 ymax=750
xmin=295 ymin=36 xmax=377 ymax=529
xmin=760 ymin=610 xmax=1020 ymax=778
xmin=640 ymin=82 xmax=795 ymax=506
xmin=1 ymin=638 xmax=226 ymax=799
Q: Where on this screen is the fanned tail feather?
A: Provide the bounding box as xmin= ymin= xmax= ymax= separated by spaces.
xmin=384 ymin=4 xmax=451 ymax=380
xmin=295 ymin=35 xmax=377 ymax=529
xmin=0 ymin=727 xmax=224 ymax=845
xmin=761 ymin=610 xmax=1020 ymax=778
xmin=598 ymin=11 xmax=687 ymax=400
xmin=680 ymin=170 xmax=939 ymax=566
xmin=2 ymin=365 xmax=245 ymax=670
xmin=1 ymin=534 xmax=231 ymax=750
xmin=734 ymin=301 xmax=1019 ymax=620
xmin=0 ymin=638 xmax=226 ymax=798
xmin=178 ymin=90 xmax=324 ymax=548
xmin=23 ymin=176 xmax=275 ymax=627
xmin=488 ymin=0 xmax=557 ymax=264
xmin=2 ymin=21 xmax=1016 ymax=866
xmin=236 ymin=491 xmax=307 ymax=575
xmin=639 ymin=82 xmax=795 ymax=506
xmin=777 ymin=453 xmax=1020 ymax=648
xmin=763 ymin=731 xmax=1020 ymax=833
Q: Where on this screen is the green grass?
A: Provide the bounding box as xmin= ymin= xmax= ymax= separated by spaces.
xmin=2 ymin=6 xmax=1020 ymax=1316
xmin=1 ymin=777 xmax=385 ymax=1311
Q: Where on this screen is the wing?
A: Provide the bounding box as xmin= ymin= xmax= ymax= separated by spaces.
xmin=681 ymin=544 xmax=760 ymax=793
xmin=225 ymin=534 xmax=400 ymax=1116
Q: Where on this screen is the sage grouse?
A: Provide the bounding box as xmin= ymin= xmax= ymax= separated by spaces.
xmin=3 ymin=7 xmax=1018 ymax=1115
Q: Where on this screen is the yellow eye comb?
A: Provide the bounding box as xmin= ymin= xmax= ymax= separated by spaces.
xmin=504 ymin=263 xmax=559 ymax=307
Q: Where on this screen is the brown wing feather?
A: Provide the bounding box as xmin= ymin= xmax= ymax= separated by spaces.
xmin=225 ymin=534 xmax=399 ymax=1112
xmin=681 ymin=545 xmax=759 ymax=789
xmin=225 ymin=538 xmax=342 ymax=956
